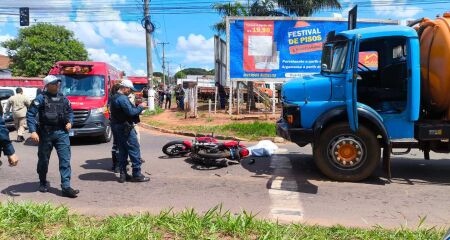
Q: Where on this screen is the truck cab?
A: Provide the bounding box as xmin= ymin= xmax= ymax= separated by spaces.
xmin=277 ymin=25 xmax=426 ymax=181
xmin=49 ymin=61 xmax=123 ymax=142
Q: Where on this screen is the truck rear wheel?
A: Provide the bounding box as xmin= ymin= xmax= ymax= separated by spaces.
xmin=313 ymin=122 xmax=380 ymax=182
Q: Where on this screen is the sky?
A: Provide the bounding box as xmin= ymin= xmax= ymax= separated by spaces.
xmin=0 ymin=0 xmax=449 ymax=76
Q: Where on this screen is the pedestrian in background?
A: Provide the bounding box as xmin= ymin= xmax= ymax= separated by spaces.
xmin=26 ymin=75 xmax=79 ymax=198
xmin=110 ymin=79 xmax=149 ymax=183
xmin=158 ymin=85 xmax=165 ymax=108
xmin=175 ymin=84 xmax=185 ymax=111
xmin=165 ymin=87 xmax=172 ymax=109
xmin=5 ymin=87 xmax=31 ymax=142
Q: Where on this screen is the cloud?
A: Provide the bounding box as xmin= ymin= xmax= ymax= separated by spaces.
xmin=64 ymin=22 xmax=105 ymax=48
xmin=134 ymin=69 xmax=146 ymax=76
xmin=371 ymin=0 xmax=422 ymax=19
xmin=88 ymin=48 xmax=141 ymax=75
xmin=6 ymin=0 xmax=147 ymax=49
xmin=176 ymin=34 xmax=214 ymax=64
xmin=76 ymin=3 xmax=145 ymax=48
xmin=0 ymin=34 xmax=13 ymax=55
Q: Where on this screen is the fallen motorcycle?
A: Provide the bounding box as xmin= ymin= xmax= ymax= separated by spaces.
xmin=192 ymin=140 xmax=250 ymax=162
xmin=162 ymin=137 xmax=249 ymax=162
xmin=162 ymin=136 xmax=218 ymax=157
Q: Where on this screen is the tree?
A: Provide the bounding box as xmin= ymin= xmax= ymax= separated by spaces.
xmin=153 ymin=71 xmax=168 ymax=79
xmin=174 ymin=71 xmax=186 ymax=79
xmin=174 ymin=68 xmax=214 ymax=79
xmin=2 ymin=23 xmax=88 ymax=77
xmin=212 ymin=0 xmax=341 ymax=34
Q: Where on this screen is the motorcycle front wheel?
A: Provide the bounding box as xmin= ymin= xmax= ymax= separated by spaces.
xmin=162 ymin=141 xmax=191 ymax=156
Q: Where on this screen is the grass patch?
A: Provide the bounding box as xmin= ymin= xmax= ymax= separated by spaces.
xmin=0 ymin=202 xmax=445 ymax=240
xmin=142 ymin=106 xmax=164 ymax=116
xmin=177 ymin=121 xmax=276 ymax=141
xmin=175 ymin=112 xmax=185 ymax=118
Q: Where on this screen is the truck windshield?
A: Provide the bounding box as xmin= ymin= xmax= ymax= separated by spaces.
xmin=58 ymin=75 xmax=105 ymax=97
xmin=133 ymin=84 xmax=147 ymax=92
xmin=321 ymin=41 xmax=349 ymax=73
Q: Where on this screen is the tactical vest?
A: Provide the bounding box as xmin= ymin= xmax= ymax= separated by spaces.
xmin=110 ymin=93 xmax=130 ymax=124
xmin=39 ymin=93 xmax=69 ymax=128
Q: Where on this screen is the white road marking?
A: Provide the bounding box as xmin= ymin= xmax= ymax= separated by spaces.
xmin=268 ymin=150 xmax=304 ymax=222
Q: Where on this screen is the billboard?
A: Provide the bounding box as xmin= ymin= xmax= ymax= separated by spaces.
xmin=227 ymin=17 xmax=398 ymax=81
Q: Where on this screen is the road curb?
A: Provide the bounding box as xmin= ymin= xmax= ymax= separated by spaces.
xmin=139 ymin=122 xmax=250 ymax=141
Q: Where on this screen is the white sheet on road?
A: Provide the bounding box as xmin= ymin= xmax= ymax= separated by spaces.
xmin=247 ymin=140 xmax=279 ymax=157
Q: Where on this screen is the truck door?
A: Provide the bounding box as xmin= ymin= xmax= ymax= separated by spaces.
xmin=346 ymin=35 xmax=360 ymax=131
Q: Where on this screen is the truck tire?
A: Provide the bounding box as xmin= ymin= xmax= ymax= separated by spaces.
xmin=313 ymin=122 xmax=380 ymax=182
xmin=100 ymin=125 xmax=112 ymax=143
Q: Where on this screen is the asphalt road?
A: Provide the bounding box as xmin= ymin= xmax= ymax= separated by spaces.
xmin=0 ymin=128 xmax=449 ymax=229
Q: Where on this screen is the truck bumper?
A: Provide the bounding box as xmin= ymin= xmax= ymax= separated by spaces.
xmin=72 ymin=112 xmax=109 ymax=138
xmin=72 ymin=125 xmax=107 ymax=137
xmin=276 ymin=119 xmax=313 ymax=146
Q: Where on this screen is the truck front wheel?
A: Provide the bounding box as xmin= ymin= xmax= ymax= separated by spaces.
xmin=313 ymin=122 xmax=380 ymax=182
xmin=100 ymin=125 xmax=112 ymax=143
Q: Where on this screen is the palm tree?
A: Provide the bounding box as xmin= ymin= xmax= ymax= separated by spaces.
xmin=212 ymin=2 xmax=248 ymax=35
xmin=212 ymin=0 xmax=341 ymax=35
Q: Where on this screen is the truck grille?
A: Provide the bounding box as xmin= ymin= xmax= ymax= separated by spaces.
xmin=73 ymin=109 xmax=89 ymax=125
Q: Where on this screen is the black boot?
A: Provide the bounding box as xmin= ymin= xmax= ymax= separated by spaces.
xmin=62 ymin=187 xmax=79 ymax=198
xmin=111 ymin=151 xmax=118 ymax=172
xmin=39 ymin=181 xmax=50 ymax=193
xmin=118 ymin=171 xmax=132 ymax=183
xmin=131 ymin=173 xmax=150 ymax=182
xmin=17 ymin=136 xmax=25 ymax=142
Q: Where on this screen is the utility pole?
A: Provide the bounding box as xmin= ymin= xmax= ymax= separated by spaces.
xmin=143 ymin=0 xmax=156 ymax=110
xmin=167 ymin=61 xmax=171 ymax=85
xmin=158 ymin=42 xmax=169 ymax=88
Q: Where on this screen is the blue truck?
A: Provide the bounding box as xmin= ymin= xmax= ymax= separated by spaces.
xmin=277 ymin=14 xmax=450 ymax=181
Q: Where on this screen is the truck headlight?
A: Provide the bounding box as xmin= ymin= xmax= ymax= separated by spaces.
xmin=91 ymin=107 xmax=106 ymax=115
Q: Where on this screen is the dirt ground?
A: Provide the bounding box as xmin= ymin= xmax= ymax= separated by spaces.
xmin=144 ymin=107 xmax=278 ymax=127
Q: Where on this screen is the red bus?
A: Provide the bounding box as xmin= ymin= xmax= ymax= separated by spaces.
xmin=48 ymin=61 xmax=123 ymax=142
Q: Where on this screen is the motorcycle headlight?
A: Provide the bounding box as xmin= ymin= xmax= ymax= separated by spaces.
xmin=91 ymin=107 xmax=106 ymax=115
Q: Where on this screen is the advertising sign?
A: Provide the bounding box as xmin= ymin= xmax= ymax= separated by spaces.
xmin=227 ymin=17 xmax=398 ymax=81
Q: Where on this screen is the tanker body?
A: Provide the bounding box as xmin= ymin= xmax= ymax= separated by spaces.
xmin=277 ymin=12 xmax=450 ymax=181
xmin=415 ymin=13 xmax=450 ymax=120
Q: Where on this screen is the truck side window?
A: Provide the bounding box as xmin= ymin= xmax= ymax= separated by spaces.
xmin=358 ymin=51 xmax=378 ymax=71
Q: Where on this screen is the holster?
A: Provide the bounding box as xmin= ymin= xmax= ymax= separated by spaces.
xmin=123 ymin=122 xmax=134 ymax=137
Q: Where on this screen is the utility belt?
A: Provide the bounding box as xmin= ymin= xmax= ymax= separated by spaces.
xmin=112 ymin=121 xmax=134 ymax=137
xmin=39 ymin=124 xmax=65 ymax=133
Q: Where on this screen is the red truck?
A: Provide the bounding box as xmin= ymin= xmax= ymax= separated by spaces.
xmin=127 ymin=76 xmax=148 ymax=105
xmin=0 ymin=77 xmax=44 ymax=88
xmin=48 ymin=61 xmax=123 ymax=142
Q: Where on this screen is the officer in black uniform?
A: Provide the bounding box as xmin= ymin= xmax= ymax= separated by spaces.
xmin=26 ymin=75 xmax=79 ymax=198
xmin=110 ymin=79 xmax=149 ymax=183
xmin=109 ymin=83 xmax=121 ymax=173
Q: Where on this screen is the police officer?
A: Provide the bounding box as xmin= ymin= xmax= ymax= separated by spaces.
xmin=26 ymin=75 xmax=79 ymax=198
xmin=0 ymin=115 xmax=18 ymax=167
xmin=108 ymin=83 xmax=121 ymax=173
xmin=110 ymin=79 xmax=149 ymax=183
